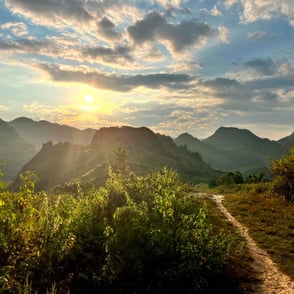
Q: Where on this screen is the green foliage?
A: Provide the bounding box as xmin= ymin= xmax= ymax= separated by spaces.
xmin=214 ymin=171 xmax=266 ymax=188
xmin=271 ymin=148 xmax=294 ymax=201
xmin=0 ymin=168 xmax=238 ymax=293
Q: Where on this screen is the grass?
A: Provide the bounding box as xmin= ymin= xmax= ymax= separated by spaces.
xmin=213 ymin=183 xmax=294 ymax=279
xmin=193 ymin=194 xmax=263 ymax=293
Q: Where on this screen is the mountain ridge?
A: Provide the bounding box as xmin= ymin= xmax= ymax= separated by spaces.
xmin=175 ymin=126 xmax=293 ymax=176
xmin=1 ymin=117 xmax=293 ymax=185
xmin=13 ymin=126 xmax=220 ymax=190
xmin=10 ymin=117 xmax=96 ymax=147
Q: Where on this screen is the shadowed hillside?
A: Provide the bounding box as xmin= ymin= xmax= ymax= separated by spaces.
xmin=13 ymin=126 xmax=220 ymax=190
xmin=10 ymin=117 xmax=96 ymax=147
xmin=175 ymin=127 xmax=286 ymax=176
xmin=0 ymin=119 xmax=36 ymax=180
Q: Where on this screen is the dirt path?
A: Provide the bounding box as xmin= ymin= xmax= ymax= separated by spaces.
xmin=211 ymin=194 xmax=294 ymax=294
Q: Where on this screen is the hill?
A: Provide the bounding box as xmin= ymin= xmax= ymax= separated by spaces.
xmin=13 ymin=126 xmax=220 ymax=190
xmin=175 ymin=127 xmax=282 ymax=175
xmin=278 ymin=132 xmax=294 ymax=154
xmin=10 ymin=117 xmax=95 ymax=147
xmin=0 ymin=119 xmax=36 ymax=180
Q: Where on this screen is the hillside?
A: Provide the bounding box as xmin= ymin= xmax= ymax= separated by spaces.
xmin=10 ymin=117 xmax=95 ymax=147
xmin=278 ymin=132 xmax=294 ymax=154
xmin=175 ymin=127 xmax=283 ymax=175
xmin=13 ymin=126 xmax=220 ymax=190
xmin=0 ymin=119 xmax=36 ymax=180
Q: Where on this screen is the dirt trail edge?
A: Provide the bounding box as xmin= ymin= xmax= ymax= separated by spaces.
xmin=211 ymin=194 xmax=294 ymax=294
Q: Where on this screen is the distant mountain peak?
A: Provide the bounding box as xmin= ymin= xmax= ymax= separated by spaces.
xmin=205 ymin=126 xmax=261 ymax=144
xmin=91 ymin=126 xmax=163 ymax=151
xmin=11 ymin=117 xmax=35 ymax=123
xmin=175 ymin=133 xmax=201 ymax=145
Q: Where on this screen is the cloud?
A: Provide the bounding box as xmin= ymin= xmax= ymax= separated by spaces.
xmin=83 ymin=45 xmax=133 ymax=63
xmin=37 ymin=63 xmax=195 ymax=92
xmin=227 ymin=57 xmax=294 ymax=82
xmin=224 ymin=0 xmax=239 ymax=8
xmin=247 ymin=30 xmax=267 ymax=40
xmin=0 ymin=105 xmax=9 ymax=112
xmin=97 ymin=17 xmax=121 ymax=40
xmin=210 ymin=5 xmax=222 ymax=16
xmin=127 ymin=11 xmax=166 ymax=44
xmin=1 ymin=22 xmax=28 ymax=36
xmin=128 ymin=11 xmax=213 ymax=53
xmin=225 ymin=0 xmax=294 ymax=27
xmin=153 ymin=0 xmax=187 ymax=8
xmin=4 ymin=0 xmax=97 ymax=27
xmin=0 ymin=39 xmax=52 ymax=53
xmin=200 ymin=5 xmax=222 ymax=17
xmin=199 ymin=73 xmax=294 ymax=112
xmin=244 ymin=58 xmax=277 ymax=76
xmin=0 ymin=38 xmax=134 ymax=67
xmin=218 ymin=26 xmax=230 ymax=43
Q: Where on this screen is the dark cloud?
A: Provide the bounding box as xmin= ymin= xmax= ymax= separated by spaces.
xmin=202 ymin=77 xmax=240 ymax=90
xmin=0 ymin=39 xmax=52 ymax=53
xmin=128 ymin=11 xmax=213 ymax=52
xmin=157 ymin=21 xmax=212 ymax=52
xmin=128 ymin=11 xmax=166 ymax=44
xmin=38 ymin=63 xmax=194 ymax=92
xmin=97 ymin=17 xmax=121 ymax=40
xmin=83 ymin=45 xmax=133 ymax=63
xmin=246 ymin=75 xmax=294 ymax=90
xmin=245 ymin=58 xmax=277 ymax=75
xmin=199 ymin=74 xmax=294 ymax=112
xmin=5 ymin=0 xmax=94 ymax=24
xmin=0 ymin=38 xmax=132 ymax=65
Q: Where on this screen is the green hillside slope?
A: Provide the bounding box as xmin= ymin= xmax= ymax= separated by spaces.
xmin=13 ymin=126 xmax=220 ymax=190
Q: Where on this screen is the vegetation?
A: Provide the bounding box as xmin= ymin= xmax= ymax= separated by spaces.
xmin=271 ymin=148 xmax=294 ymax=201
xmin=13 ymin=126 xmax=219 ymax=191
xmin=0 ymin=167 xmax=242 ymax=293
xmin=175 ymin=127 xmax=284 ymax=176
xmin=219 ymin=184 xmax=294 ymax=279
xmin=206 ymin=149 xmax=294 ymax=280
xmin=209 ymin=170 xmax=266 ymax=188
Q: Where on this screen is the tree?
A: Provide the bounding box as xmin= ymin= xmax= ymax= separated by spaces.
xmin=271 ymin=148 xmax=294 ymax=201
xmin=112 ymin=147 xmax=128 ymax=175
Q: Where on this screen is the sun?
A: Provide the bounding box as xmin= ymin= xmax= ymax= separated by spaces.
xmin=84 ymin=94 xmax=94 ymax=104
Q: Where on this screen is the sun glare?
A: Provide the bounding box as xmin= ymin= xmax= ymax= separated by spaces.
xmin=84 ymin=94 xmax=94 ymax=104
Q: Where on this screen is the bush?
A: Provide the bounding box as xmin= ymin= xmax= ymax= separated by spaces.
xmin=271 ymin=149 xmax=294 ymax=201
xmin=0 ymin=168 xmax=238 ymax=293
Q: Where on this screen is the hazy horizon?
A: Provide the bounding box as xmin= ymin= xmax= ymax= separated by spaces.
xmin=2 ymin=115 xmax=292 ymax=141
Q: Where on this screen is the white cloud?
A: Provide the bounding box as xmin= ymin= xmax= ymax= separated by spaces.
xmin=1 ymin=22 xmax=28 ymax=36
xmin=150 ymin=0 xmax=187 ymax=8
xmin=211 ymin=5 xmax=222 ymax=16
xmin=0 ymin=105 xmax=9 ymax=111
xmin=224 ymin=0 xmax=239 ymax=8
xmin=225 ymin=0 xmax=294 ymax=27
xmin=218 ymin=26 xmax=230 ymax=44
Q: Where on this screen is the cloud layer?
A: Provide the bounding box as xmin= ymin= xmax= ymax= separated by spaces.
xmin=0 ymin=0 xmax=293 ymax=139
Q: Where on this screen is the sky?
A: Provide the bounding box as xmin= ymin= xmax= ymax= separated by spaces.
xmin=0 ymin=0 xmax=293 ymax=140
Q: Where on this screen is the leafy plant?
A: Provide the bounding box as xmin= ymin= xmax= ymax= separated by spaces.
xmin=271 ymin=148 xmax=294 ymax=201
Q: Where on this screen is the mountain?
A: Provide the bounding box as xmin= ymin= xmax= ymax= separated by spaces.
xmin=204 ymin=127 xmax=280 ymax=154
xmin=175 ymin=127 xmax=282 ymax=176
xmin=10 ymin=117 xmax=96 ymax=147
xmin=13 ymin=126 xmax=220 ymax=190
xmin=278 ymin=132 xmax=294 ymax=146
xmin=278 ymin=132 xmax=294 ymax=154
xmin=0 ymin=119 xmax=36 ymax=180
